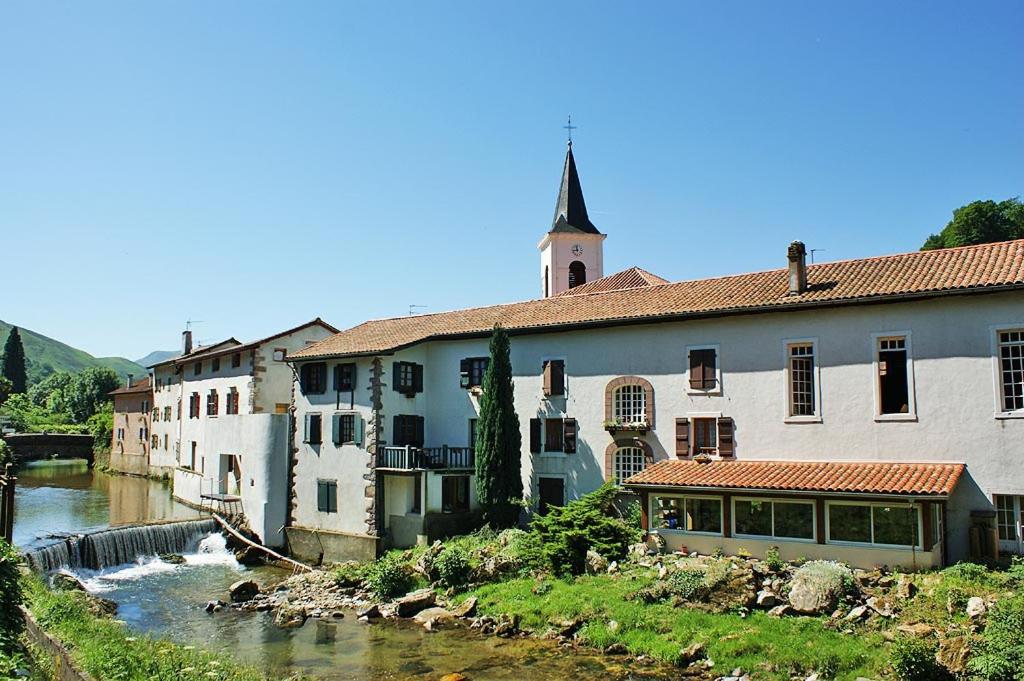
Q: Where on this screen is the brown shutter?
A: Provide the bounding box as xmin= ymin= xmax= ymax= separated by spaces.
xmin=392 ymin=362 xmax=401 ymax=393
xmin=542 ymin=361 xmax=552 ymax=396
xmin=689 ymin=351 xmax=704 ymax=389
xmin=551 ymin=360 xmax=565 ymax=396
xmin=562 ymin=417 xmax=577 ymax=453
xmin=413 ymin=363 xmax=424 ymax=393
xmin=718 ymin=417 xmax=734 ymax=457
xmin=675 ymin=417 xmax=690 ymax=458
xmin=529 ymin=418 xmax=541 ymax=453
xmin=415 ymin=416 xmax=425 ymax=447
xmin=704 ymin=350 xmax=717 ymax=389
xmin=392 ymin=415 xmax=402 ymax=446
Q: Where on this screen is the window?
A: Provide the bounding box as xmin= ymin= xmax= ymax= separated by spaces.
xmin=152 ymin=407 xmax=159 ymax=421
xmin=163 ymin=406 xmax=171 ymax=421
xmin=176 ymin=399 xmax=181 ymax=420
xmin=232 ymin=352 xmax=242 ymax=369
xmin=460 ymin=358 xmax=489 ymax=389
xmin=543 ymin=359 xmax=565 ymax=397
xmin=206 ymin=390 xmax=219 ymax=416
xmin=392 ymin=414 xmax=424 ymax=447
xmin=733 ymin=498 xmax=815 ymax=540
xmin=156 ymin=378 xmax=163 ymax=392
xmin=827 ymin=501 xmax=920 ymax=548
xmin=332 ymin=413 xmax=360 ymax=446
xmin=568 ymin=260 xmax=586 ymax=288
xmin=393 ymin=361 xmax=423 ymax=396
xmin=692 ymin=418 xmax=718 ymax=455
xmin=998 ymin=330 xmax=1024 ymax=412
xmin=612 ymin=446 xmax=647 ymax=484
xmin=194 ymin=362 xmax=202 ymax=376
xmin=613 ymin=385 xmax=647 ymax=424
xmin=544 ymin=418 xmax=564 ymax=452
xmin=151 ymin=434 xmax=159 ymax=449
xmin=304 ymin=413 xmax=323 ymax=445
xmin=652 ymin=495 xmax=723 ymax=534
xmin=273 ymin=348 xmax=287 ymax=362
xmin=226 ymin=388 xmax=240 ymax=415
xmin=996 ymin=495 xmax=1017 ymax=541
xmin=688 ymin=347 xmax=718 ymax=391
xmin=163 ymin=434 xmax=168 ymax=450
xmin=189 ymin=392 xmax=200 ymax=419
xmin=317 ymin=480 xmax=338 ymax=513
xmin=877 ymin=336 xmax=911 ymax=415
xmin=212 ymin=357 xmax=221 ymax=372
xmin=333 ymin=363 xmax=356 ymax=392
xmin=190 ymin=441 xmax=197 ymax=470
xmin=787 ymin=342 xmax=817 ymax=418
xmin=442 ymin=475 xmax=470 ymax=513
xmin=116 ymin=428 xmax=124 ymax=441
xmin=300 ymin=363 xmax=327 ymax=394
xmin=142 ymin=400 xmax=150 ymax=413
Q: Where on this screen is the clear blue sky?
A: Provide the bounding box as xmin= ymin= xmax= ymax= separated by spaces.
xmin=2 ymin=1 xmax=1022 ymax=361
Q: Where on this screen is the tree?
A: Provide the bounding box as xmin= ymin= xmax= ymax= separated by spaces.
xmin=922 ymin=197 xmax=1024 ymax=250
xmin=65 ymin=367 xmax=120 ymax=423
xmin=0 ymin=327 xmax=27 ymax=395
xmin=474 ymin=325 xmax=524 ymax=528
xmin=0 ymin=377 xmax=11 ymax=407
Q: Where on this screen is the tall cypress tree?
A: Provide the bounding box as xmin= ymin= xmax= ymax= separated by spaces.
xmin=474 ymin=324 xmax=523 ymax=528
xmin=1 ymin=327 xmax=27 ymax=395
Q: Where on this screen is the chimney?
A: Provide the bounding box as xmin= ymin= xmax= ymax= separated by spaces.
xmin=182 ymin=330 xmax=193 ymax=355
xmin=126 ymin=374 xmax=134 ymax=389
xmin=787 ymin=241 xmax=807 ymax=295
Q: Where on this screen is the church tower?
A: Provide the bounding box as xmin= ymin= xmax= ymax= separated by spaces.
xmin=538 ymin=141 xmax=606 ymax=297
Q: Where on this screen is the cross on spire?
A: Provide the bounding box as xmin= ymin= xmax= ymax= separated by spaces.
xmin=563 ymin=114 xmax=577 ymax=146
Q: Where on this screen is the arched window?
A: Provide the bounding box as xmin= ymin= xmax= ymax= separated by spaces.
xmin=613 ymin=446 xmax=647 ymax=484
xmin=568 ymin=260 xmax=587 ymax=288
xmin=613 ymin=384 xmax=647 ymax=424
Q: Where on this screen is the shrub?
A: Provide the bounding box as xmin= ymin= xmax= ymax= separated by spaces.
xmin=332 ymin=561 xmax=368 ymax=588
xmin=764 ymin=546 xmax=785 ymax=572
xmin=1007 ymin=556 xmax=1024 ymax=584
xmin=529 ymin=483 xmax=635 ymax=576
xmin=968 ymin=594 xmax=1024 ymax=680
xmin=890 ymin=636 xmax=946 ymax=681
xmin=942 ymin=561 xmax=991 ymax=582
xmin=667 ymin=569 xmax=707 ymax=601
xmin=366 ymin=554 xmax=414 ymax=600
xmin=435 ymin=547 xmax=470 ymax=588
xmin=0 ymin=540 xmax=22 ymax=653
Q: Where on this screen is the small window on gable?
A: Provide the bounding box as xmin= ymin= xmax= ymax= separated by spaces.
xmin=688 ymin=347 xmax=718 ymax=391
xmin=273 ymin=348 xmax=287 ymax=362
xmin=232 ymin=352 xmax=242 ymax=369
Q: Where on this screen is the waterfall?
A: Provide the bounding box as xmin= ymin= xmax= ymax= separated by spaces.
xmin=25 ymin=519 xmax=220 ymax=572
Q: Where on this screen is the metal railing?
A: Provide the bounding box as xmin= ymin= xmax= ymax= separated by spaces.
xmin=1 ymin=464 xmax=16 ymax=544
xmin=378 ymin=445 xmax=475 ymax=471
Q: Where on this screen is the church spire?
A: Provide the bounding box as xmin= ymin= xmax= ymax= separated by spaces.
xmin=551 ymin=142 xmax=601 ymax=235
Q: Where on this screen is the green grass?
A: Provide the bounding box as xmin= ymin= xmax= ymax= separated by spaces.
xmin=23 ymin=577 xmax=292 ymax=681
xmin=0 ymin=320 xmax=144 ymax=385
xmin=462 ymin=570 xmax=888 ymax=680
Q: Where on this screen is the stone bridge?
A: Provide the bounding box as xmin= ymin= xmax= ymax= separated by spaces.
xmin=2 ymin=433 xmax=95 ymax=467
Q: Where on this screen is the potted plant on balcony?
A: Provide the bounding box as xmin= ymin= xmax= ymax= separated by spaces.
xmin=603 ymin=418 xmax=650 ymax=434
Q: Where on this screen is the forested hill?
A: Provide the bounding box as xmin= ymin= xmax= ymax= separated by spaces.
xmin=0 ymin=320 xmax=145 ymax=385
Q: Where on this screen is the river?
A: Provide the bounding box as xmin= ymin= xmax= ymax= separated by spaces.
xmin=14 ymin=460 xmax=671 ymax=680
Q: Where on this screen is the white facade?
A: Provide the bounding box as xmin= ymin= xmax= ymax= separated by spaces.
xmin=288 ymin=290 xmax=1024 ymax=565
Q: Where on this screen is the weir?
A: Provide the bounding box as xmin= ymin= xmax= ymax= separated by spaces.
xmin=24 ymin=518 xmax=219 ymax=572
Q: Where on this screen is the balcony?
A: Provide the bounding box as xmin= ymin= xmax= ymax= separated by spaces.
xmin=378 ymin=445 xmax=475 ymax=472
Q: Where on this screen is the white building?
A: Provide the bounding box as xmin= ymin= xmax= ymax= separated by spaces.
xmin=149 ymin=319 xmax=336 ymax=547
xmin=284 ymin=145 xmax=1024 ymax=568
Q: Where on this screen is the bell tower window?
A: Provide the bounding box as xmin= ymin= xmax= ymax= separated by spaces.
xmin=568 ymin=261 xmax=587 ymax=289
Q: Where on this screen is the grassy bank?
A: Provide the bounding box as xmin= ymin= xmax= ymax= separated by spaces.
xmin=22 ymin=576 xmax=289 ymax=681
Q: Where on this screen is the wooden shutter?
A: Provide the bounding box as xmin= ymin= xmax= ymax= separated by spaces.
xmin=460 ymin=359 xmax=471 ymax=387
xmin=542 ymin=361 xmax=552 ymax=396
xmin=551 ymin=360 xmax=565 ymax=396
xmin=529 ymin=418 xmax=541 ymax=453
xmin=562 ymin=417 xmax=577 ymax=453
xmin=718 ymin=417 xmax=735 ymax=457
xmin=346 ymin=364 xmax=356 ymax=391
xmin=317 ymin=481 xmax=327 ymax=512
xmin=413 ymin=364 xmax=424 ymax=393
xmin=354 ymin=415 xmax=364 ymax=447
xmin=703 ymin=351 xmax=717 ymax=389
xmin=332 ymin=413 xmax=342 ymax=445
xmin=688 ymin=351 xmax=703 ymax=389
xmin=392 ymin=414 xmax=402 ymax=446
xmin=414 ymin=416 xmax=425 ymax=447
xmin=333 ymin=365 xmax=342 ymax=392
xmin=304 ymin=413 xmax=312 ymax=443
xmin=392 ymin=362 xmax=401 ymax=393
xmin=675 ymin=417 xmax=690 ymax=458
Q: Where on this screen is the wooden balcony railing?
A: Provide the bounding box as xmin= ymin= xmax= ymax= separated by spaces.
xmin=378 ymin=445 xmax=475 ymax=471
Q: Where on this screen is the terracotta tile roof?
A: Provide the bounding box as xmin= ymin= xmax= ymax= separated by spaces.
xmin=624 ymin=459 xmax=965 ymax=496
xmin=293 ymin=239 xmax=1024 ymax=359
xmin=555 ymin=267 xmax=669 ymax=296
xmin=108 ymin=375 xmax=152 ymax=396
xmin=149 ymin=319 xmax=339 ymax=368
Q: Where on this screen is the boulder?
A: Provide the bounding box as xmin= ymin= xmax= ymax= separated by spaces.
xmin=756 ymin=590 xmax=778 ymax=609
xmin=205 ymin=599 xmax=226 ymax=613
xmin=229 ymin=579 xmax=260 ymax=602
xmin=396 ymin=588 xmax=436 ymax=617
xmin=966 ymin=597 xmax=987 ymax=620
xmin=356 ymin=604 xmax=381 ymax=619
xmin=86 ymin=595 xmax=119 ymax=617
xmin=603 ymin=643 xmax=628 ymax=655
xmin=234 ymin=547 xmax=264 ymax=567
xmin=628 ymin=542 xmax=651 ymax=558
xmin=897 ymin=623 xmax=936 ymax=638
xmin=413 ymin=607 xmax=455 ymax=629
xmin=937 ymin=633 xmax=973 ymax=675
xmin=585 ymin=550 xmax=609 ymax=574
xmin=866 ymin=596 xmax=895 ymax=618
xmin=845 ymin=605 xmax=869 ymax=621
xmin=788 ymin=561 xmax=855 ymax=615
xmin=678 ymin=642 xmax=706 ymax=666
xmin=552 ymin=617 xmax=583 ymax=638
xmin=159 ymin=553 xmax=187 ymax=565
xmin=51 ymin=572 xmax=87 ymax=592
xmin=607 ymin=561 xmax=620 ymax=574
xmin=451 ymin=596 xmax=477 ymax=618
xmin=894 ymin=575 xmax=917 ymax=600
xmin=275 ymin=602 xmax=308 ymax=628
xmin=768 ymin=604 xmax=793 ymax=617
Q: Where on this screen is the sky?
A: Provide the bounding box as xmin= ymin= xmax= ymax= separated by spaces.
xmin=1 ymin=1 xmax=1022 ymax=361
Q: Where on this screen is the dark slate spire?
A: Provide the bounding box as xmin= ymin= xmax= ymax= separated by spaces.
xmin=551 ymin=142 xmax=601 ymax=235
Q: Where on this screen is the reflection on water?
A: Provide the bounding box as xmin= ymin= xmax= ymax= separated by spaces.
xmin=13 ymin=460 xmax=197 ymax=549
xmin=14 ymin=460 xmax=672 ymax=680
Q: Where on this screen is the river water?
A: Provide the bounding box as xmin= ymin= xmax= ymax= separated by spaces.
xmin=14 ymin=461 xmax=671 ymax=680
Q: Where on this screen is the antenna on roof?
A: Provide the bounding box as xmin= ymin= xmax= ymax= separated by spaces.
xmin=809 ymin=249 xmax=825 ymax=264
xmin=408 ymin=305 xmax=428 ymax=316
xmin=185 ymin=319 xmax=205 ymax=330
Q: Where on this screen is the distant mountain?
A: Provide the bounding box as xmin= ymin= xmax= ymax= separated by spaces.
xmin=0 ymin=320 xmax=146 ymax=385
xmin=134 ymin=350 xmax=179 ymax=367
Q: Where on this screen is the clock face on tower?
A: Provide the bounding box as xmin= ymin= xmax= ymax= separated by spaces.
xmin=571 ymin=244 xmax=584 ymax=257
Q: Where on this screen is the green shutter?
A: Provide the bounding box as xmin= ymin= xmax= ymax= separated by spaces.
xmin=354 ymin=415 xmax=364 ymax=447
xmin=332 ymin=413 xmax=342 ymax=445
xmin=317 ymin=481 xmax=327 ymax=511
xmin=303 ymin=413 xmax=311 ymax=443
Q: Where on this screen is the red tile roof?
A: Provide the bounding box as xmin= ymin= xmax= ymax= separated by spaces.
xmin=108 ymin=375 xmax=152 ymax=396
xmin=149 ymin=319 xmax=339 ymax=367
xmin=292 ymin=239 xmax=1024 ymax=359
xmin=624 ymin=459 xmax=965 ymax=497
xmin=555 ymin=267 xmax=669 ymax=296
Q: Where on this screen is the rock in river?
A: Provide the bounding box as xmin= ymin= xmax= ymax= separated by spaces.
xmin=396 ymin=588 xmax=436 ymax=617
xmin=229 ymin=579 xmax=260 ymax=602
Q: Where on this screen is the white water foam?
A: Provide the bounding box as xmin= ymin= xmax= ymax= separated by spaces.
xmin=183 ymin=533 xmax=239 ymax=567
